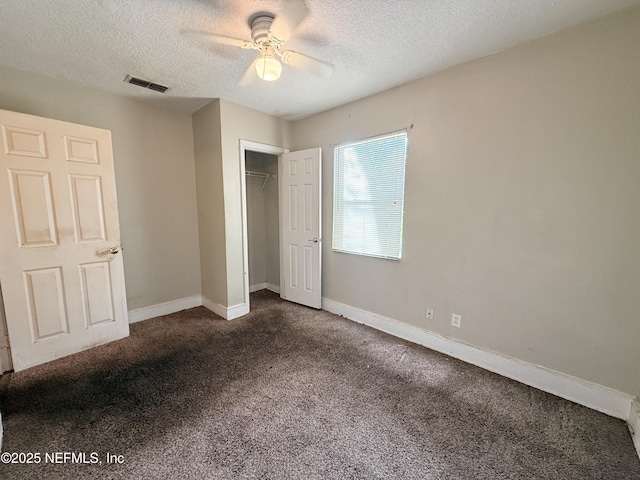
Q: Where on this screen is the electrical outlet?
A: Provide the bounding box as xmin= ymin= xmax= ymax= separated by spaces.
xmin=426 ymin=307 xmax=434 ymax=320
xmin=451 ymin=313 xmax=462 ymax=328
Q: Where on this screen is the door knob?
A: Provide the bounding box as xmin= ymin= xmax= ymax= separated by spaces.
xmin=308 ymin=237 xmax=319 ymax=243
xmin=100 ymin=246 xmax=122 ymax=256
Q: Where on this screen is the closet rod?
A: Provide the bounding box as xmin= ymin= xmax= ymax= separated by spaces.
xmin=245 ymin=170 xmax=269 ymax=178
xmin=245 ymin=170 xmax=276 ymax=191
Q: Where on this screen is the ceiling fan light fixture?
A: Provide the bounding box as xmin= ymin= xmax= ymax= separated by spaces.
xmin=256 ymin=50 xmax=281 ymax=81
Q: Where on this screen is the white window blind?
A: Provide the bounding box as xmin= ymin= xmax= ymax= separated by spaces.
xmin=332 ymin=130 xmax=408 ymax=260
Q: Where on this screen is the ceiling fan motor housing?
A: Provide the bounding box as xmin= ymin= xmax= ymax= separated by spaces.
xmin=250 ymin=15 xmax=275 ymax=45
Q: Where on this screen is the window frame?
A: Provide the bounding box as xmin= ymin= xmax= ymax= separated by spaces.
xmin=331 ymin=129 xmax=408 ymax=261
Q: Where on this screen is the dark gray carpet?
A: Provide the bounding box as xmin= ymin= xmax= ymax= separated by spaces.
xmin=0 ymin=290 xmax=638 ymax=479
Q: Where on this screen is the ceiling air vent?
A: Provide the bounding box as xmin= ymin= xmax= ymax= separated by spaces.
xmin=124 ymin=74 xmax=169 ymax=93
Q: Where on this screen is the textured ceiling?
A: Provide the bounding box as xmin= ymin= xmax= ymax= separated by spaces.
xmin=0 ymin=0 xmax=638 ymax=120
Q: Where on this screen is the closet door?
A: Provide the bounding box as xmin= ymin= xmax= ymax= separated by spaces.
xmin=280 ymin=147 xmax=321 ymax=308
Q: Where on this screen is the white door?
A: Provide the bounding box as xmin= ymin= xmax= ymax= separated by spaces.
xmin=0 ymin=109 xmax=129 ymax=371
xmin=280 ymin=148 xmax=322 ymax=308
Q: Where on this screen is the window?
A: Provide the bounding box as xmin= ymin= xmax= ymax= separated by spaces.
xmin=332 ymin=130 xmax=408 ymax=260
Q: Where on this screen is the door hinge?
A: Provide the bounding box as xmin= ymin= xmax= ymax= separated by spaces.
xmin=0 ymin=336 xmax=9 ymax=349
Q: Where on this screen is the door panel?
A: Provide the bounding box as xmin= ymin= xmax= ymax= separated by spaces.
xmin=64 ymin=136 xmax=99 ymax=164
xmin=79 ymin=261 xmax=115 ymax=326
xmin=1 ymin=125 xmax=47 ymax=158
xmin=24 ymin=267 xmax=68 ymax=339
xmin=280 ymin=148 xmax=321 ymax=308
xmin=0 ymin=109 xmax=129 ymax=371
xmin=8 ymin=169 xmax=58 ymax=247
xmin=69 ymin=174 xmax=106 ymax=242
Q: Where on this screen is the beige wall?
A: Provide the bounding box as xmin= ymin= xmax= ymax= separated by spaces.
xmin=292 ymin=8 xmax=640 ymax=397
xmin=193 ymin=100 xmax=227 ymax=306
xmin=0 ymin=66 xmax=202 ymax=311
xmin=218 ymin=100 xmax=290 ymax=306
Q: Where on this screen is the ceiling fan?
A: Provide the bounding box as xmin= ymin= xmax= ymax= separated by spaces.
xmin=185 ymin=0 xmax=333 ymax=84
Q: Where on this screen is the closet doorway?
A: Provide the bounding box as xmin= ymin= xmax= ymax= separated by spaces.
xmin=240 ymin=141 xmax=287 ymax=313
xmin=245 ymin=151 xmax=280 ymax=294
xmin=240 ymin=140 xmax=323 ymax=314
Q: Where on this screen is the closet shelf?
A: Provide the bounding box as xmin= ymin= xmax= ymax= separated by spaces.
xmin=245 ymin=170 xmax=276 ymax=191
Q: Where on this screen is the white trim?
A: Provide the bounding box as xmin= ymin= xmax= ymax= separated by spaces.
xmin=250 ymin=283 xmax=268 ymax=293
xmin=630 ymin=399 xmax=640 ymax=459
xmin=128 ymin=295 xmax=202 ymax=324
xmin=278 ymin=155 xmax=284 ymax=297
xmin=266 ymin=282 xmax=280 ymax=294
xmin=240 ymin=140 xmax=289 ymax=318
xmin=322 ymin=297 xmax=635 ymax=420
xmin=239 ymin=143 xmax=251 ymax=318
xmin=202 ymin=296 xmax=227 ymax=319
xmin=202 ymin=296 xmax=249 ymax=321
xmin=227 ymin=302 xmax=249 ymax=320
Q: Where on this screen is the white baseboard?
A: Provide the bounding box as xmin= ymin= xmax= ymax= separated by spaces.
xmin=227 ymin=302 xmax=250 ymax=320
xmin=630 ymin=399 xmax=640 ymax=459
xmin=250 ymin=283 xmax=268 ymax=293
xmin=322 ymin=297 xmax=636 ymax=421
xmin=202 ymin=296 xmax=249 ymax=320
xmin=250 ymin=282 xmax=280 ymax=294
xmin=201 ymin=296 xmax=227 ymax=318
xmin=128 ymin=295 xmax=202 ymax=324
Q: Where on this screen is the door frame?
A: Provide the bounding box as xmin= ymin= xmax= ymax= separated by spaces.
xmin=239 ymin=140 xmax=288 ymax=312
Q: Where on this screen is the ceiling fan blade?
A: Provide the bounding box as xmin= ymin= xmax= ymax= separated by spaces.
xmin=280 ymin=50 xmax=333 ymax=78
xmin=181 ymin=30 xmax=254 ymax=49
xmin=268 ymin=0 xmax=310 ymax=42
xmin=239 ymin=58 xmax=260 ymax=86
